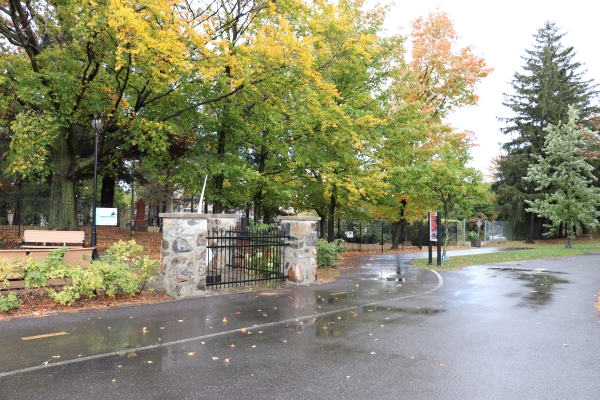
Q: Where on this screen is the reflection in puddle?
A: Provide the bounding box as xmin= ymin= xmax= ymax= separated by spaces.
xmin=317 ymin=291 xmax=349 ymax=304
xmin=286 ymin=306 xmax=446 ymax=338
xmin=362 ymin=306 xmax=444 ymax=315
xmin=489 ymin=268 xmax=570 ymax=307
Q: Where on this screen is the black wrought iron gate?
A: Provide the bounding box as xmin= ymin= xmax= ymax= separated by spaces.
xmin=206 ymin=227 xmax=289 ymax=289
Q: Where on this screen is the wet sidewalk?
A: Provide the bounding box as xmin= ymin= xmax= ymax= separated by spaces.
xmin=0 ymin=249 xmax=599 ymax=399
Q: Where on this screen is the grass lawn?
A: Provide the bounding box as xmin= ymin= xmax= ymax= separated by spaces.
xmin=413 ymin=237 xmax=600 ymax=271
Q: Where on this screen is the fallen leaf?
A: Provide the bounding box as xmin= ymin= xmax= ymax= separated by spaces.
xmin=563 ymin=344 xmax=569 ymax=347
xmin=160 ymin=327 xmax=165 ymax=329
xmin=212 ymin=356 xmax=219 ymax=360
xmin=262 ymin=313 xmax=268 ymax=317
xmin=52 ymin=356 xmax=60 ymax=359
xmin=42 ymin=361 xmax=49 ymax=366
xmin=147 ymin=361 xmax=153 ymax=364
xmin=281 ymin=340 xmax=287 ymax=343
xmin=201 ymin=342 xmax=205 ymax=345
xmin=230 ymin=344 xmax=236 ymax=348
xmin=177 ymin=319 xmax=184 ymax=322
xmin=440 ymin=363 xmax=445 ymax=367
xmin=111 ymin=379 xmax=116 ymax=383
xmin=142 ymin=327 xmax=148 ymax=333
xmin=187 ymin=352 xmax=196 ymax=356
xmin=252 ymin=345 xmax=256 ymax=348
xmin=346 ymin=376 xmax=351 ymax=379
xmin=117 ymin=365 xmax=122 ymax=368
xmin=240 ymin=328 xmax=246 ymax=333
xmin=224 ymin=358 xmax=230 ymax=363
xmin=223 ymin=318 xmax=228 ymax=323
xmin=370 ymin=352 xmax=376 ymax=355
xmin=235 ymin=312 xmax=241 ymax=315
xmin=258 ymin=331 xmax=263 ymax=334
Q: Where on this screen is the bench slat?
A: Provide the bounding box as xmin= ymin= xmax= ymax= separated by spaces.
xmin=23 ymin=230 xmax=85 ymax=247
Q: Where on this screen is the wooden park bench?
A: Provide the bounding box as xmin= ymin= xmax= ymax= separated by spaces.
xmin=21 ymin=230 xmax=86 ymax=249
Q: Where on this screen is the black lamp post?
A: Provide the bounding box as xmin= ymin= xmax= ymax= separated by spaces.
xmin=90 ymin=117 xmax=104 ymax=260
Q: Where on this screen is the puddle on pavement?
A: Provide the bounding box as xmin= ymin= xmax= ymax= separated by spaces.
xmin=489 ymin=267 xmax=570 ymax=307
xmin=283 ymin=303 xmax=445 ymax=338
xmin=317 ymin=291 xmax=349 ymax=304
xmin=367 ymin=277 xmax=407 ymax=282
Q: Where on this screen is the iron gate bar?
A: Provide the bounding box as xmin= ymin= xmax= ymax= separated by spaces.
xmin=206 ymin=228 xmax=290 ymax=289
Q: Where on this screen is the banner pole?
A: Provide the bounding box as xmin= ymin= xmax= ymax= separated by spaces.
xmin=437 ymin=211 xmax=442 ymax=266
xmin=427 ymin=212 xmax=433 ymax=266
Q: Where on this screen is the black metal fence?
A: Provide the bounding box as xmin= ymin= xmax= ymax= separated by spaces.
xmin=206 ymin=226 xmax=289 ymax=289
xmin=333 ymin=219 xmax=464 ymax=250
xmin=0 ymin=197 xmax=163 ymax=257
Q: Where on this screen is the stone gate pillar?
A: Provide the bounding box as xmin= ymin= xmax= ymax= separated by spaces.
xmin=159 ymin=213 xmax=239 ymax=299
xmin=159 ymin=213 xmax=208 ymax=299
xmin=277 ymin=216 xmax=320 ymax=285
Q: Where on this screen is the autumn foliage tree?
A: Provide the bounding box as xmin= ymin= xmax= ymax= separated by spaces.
xmin=374 ymin=10 xmax=491 ymax=248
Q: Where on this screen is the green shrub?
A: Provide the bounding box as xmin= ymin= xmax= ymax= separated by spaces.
xmin=48 ymin=240 xmax=158 ymax=305
xmin=24 ymin=248 xmax=70 ymax=288
xmin=466 ymin=231 xmax=479 ymax=241
xmin=0 ymin=292 xmax=21 ymax=312
xmin=317 ymin=239 xmax=348 ymax=269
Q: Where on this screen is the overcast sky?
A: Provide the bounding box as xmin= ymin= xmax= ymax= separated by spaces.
xmin=378 ymin=0 xmax=600 ymax=176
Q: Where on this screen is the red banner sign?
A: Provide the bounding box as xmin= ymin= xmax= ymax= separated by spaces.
xmin=429 ymin=212 xmax=438 ymax=241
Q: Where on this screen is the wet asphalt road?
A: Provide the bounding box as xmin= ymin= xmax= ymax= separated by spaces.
xmin=0 ymin=250 xmax=599 ymax=399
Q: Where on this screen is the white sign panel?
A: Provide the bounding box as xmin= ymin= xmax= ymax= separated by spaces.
xmin=96 ymin=208 xmax=118 ymax=226
xmin=345 ymin=231 xmax=354 ymax=238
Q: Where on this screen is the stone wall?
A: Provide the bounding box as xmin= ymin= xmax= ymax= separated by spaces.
xmin=277 ymin=216 xmax=320 ymax=285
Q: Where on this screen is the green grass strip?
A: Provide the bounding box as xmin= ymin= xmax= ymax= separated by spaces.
xmin=413 ymin=239 xmax=600 ymax=271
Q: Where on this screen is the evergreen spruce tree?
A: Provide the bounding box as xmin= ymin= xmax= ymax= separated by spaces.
xmin=493 ymin=21 xmax=598 ymax=243
xmin=525 ymin=107 xmax=600 ymax=247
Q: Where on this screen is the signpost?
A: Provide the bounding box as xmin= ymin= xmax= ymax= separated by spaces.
xmin=428 ymin=212 xmax=442 ymax=267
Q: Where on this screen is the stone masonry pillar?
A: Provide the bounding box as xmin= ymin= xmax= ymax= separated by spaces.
xmin=159 ymin=213 xmax=208 ymax=299
xmin=159 ymin=213 xmax=239 ymax=299
xmin=277 ymin=216 xmax=320 ymax=285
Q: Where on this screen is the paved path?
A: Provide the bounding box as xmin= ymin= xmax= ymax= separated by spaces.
xmin=0 ymin=249 xmax=599 ymax=399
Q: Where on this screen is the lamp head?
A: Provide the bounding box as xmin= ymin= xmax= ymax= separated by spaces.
xmin=90 ymin=117 xmax=104 ymax=131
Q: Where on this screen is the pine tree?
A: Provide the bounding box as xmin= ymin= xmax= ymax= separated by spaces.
xmin=525 ymin=107 xmax=600 ymax=247
xmin=493 ymin=21 xmax=598 ymax=243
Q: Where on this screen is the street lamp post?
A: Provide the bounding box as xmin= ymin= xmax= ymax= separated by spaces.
xmin=90 ymin=117 xmax=104 ymax=260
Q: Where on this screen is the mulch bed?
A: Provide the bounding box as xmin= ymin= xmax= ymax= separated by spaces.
xmin=0 ymin=290 xmax=172 ymax=322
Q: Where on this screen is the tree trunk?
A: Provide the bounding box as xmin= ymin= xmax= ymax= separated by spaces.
xmin=253 ymin=190 xmax=263 ymax=224
xmin=316 ymin=209 xmax=326 ymax=239
xmin=327 ymin=193 xmax=336 ymax=242
xmin=49 ymin=131 xmax=77 ymax=230
xmin=525 ymin=212 xmax=535 ymax=244
xmin=100 ymin=175 xmax=115 ymax=207
xmin=390 ymin=221 xmax=401 ymax=249
xmin=213 ymin=129 xmax=226 ymax=214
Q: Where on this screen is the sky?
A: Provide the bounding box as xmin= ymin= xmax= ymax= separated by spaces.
xmin=377 ymin=0 xmax=600 ymax=176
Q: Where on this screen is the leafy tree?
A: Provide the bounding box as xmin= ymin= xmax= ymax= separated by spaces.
xmin=374 ymin=10 xmax=491 ymax=248
xmin=0 ymin=0 xmax=272 ymax=229
xmin=494 ymin=21 xmax=598 ymax=243
xmin=525 ymin=107 xmax=600 ymax=247
xmin=417 ymin=133 xmax=484 ymax=257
